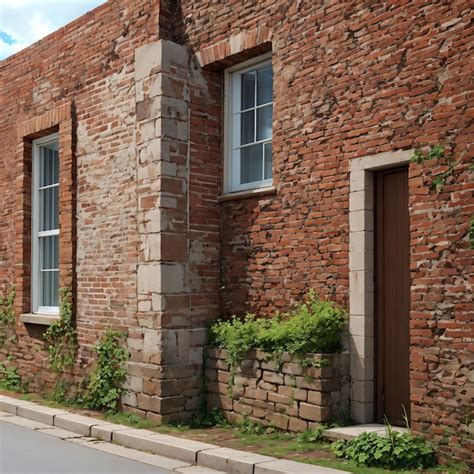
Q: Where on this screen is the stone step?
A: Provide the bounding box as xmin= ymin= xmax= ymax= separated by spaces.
xmin=323 ymin=423 xmax=408 ymax=441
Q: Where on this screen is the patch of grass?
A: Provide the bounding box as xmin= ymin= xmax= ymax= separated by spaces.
xmin=104 ymin=411 xmax=156 ymax=430
xmin=0 ymin=387 xmax=466 ymax=474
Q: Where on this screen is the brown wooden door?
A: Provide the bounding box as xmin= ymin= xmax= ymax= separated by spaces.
xmin=375 ymin=167 xmax=410 ymax=426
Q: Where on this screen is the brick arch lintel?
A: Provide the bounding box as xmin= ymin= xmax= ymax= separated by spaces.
xmin=195 ymin=26 xmax=272 ymax=69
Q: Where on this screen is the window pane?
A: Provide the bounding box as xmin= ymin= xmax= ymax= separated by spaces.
xmin=40 ymin=146 xmax=59 ymax=187
xmin=257 ymin=66 xmax=273 ymax=105
xmin=241 ymin=144 xmax=263 ymax=184
xmin=257 ymin=105 xmax=272 ymax=141
xmin=264 ymin=143 xmax=272 ymax=180
xmin=40 ymin=235 xmax=59 ymax=270
xmin=241 ymin=72 xmax=255 ymax=110
xmin=41 ymin=270 xmax=58 ymax=307
xmin=240 ymin=110 xmax=255 ymax=145
xmin=39 ymin=186 xmax=59 ymax=231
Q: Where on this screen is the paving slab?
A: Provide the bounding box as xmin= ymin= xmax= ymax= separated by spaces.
xmin=323 ymin=423 xmax=407 ymax=441
xmin=54 ymin=413 xmax=112 ymax=436
xmin=36 ymin=426 xmax=84 ymax=439
xmin=176 ymin=466 xmax=227 ymax=474
xmin=113 ymin=429 xmax=216 ymax=464
xmin=71 ymin=435 xmax=192 ymax=470
xmin=1 ymin=414 xmax=51 ymax=430
xmin=91 ymin=422 xmax=133 ymax=441
xmin=0 ymin=395 xmax=34 ymax=414
xmin=255 ymin=459 xmax=347 ymax=474
xmin=17 ymin=403 xmax=67 ymax=425
xmin=198 ymin=447 xmax=274 ymax=474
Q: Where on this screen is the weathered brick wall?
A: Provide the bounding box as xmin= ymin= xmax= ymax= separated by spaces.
xmin=176 ymin=0 xmax=473 ymax=463
xmin=0 ymin=0 xmax=472 ymax=464
xmin=0 ymin=0 xmax=161 ymax=388
xmin=206 ymin=348 xmax=350 ymax=432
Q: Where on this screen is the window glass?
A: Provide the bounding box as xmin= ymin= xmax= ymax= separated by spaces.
xmin=33 ymin=136 xmax=60 ymax=312
xmin=241 ymin=72 xmax=255 ymax=110
xmin=241 ymin=144 xmax=263 ymax=184
xmin=257 ymin=66 xmax=273 ymax=105
xmin=230 ymin=59 xmax=273 ymax=192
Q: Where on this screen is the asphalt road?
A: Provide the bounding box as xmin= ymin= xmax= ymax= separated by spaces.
xmin=0 ymin=421 xmax=170 ymax=474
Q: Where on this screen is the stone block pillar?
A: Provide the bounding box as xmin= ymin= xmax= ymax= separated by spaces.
xmin=126 ymin=40 xmax=203 ymax=422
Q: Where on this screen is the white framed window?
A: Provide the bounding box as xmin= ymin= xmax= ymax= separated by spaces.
xmin=32 ymin=133 xmax=60 ymax=314
xmin=225 ymin=54 xmax=273 ymax=193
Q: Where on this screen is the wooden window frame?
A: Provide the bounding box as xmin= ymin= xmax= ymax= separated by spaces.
xmin=224 ymin=53 xmax=273 ymax=194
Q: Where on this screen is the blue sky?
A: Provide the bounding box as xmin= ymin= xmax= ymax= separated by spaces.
xmin=0 ymin=0 xmax=106 ymax=60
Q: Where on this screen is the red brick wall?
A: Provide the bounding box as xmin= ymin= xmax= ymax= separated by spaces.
xmin=0 ymin=0 xmax=472 ymax=464
xmin=0 ymin=0 xmax=161 ymax=387
xmin=178 ymin=0 xmax=473 ymax=463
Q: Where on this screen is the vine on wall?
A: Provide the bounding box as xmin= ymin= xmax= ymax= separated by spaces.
xmin=411 ymin=145 xmax=472 ymax=248
xmin=44 ymin=288 xmax=78 ymax=376
xmin=0 ymin=286 xmax=16 ymax=349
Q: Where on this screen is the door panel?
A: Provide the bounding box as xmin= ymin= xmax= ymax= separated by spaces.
xmin=375 ymin=167 xmax=410 ymax=426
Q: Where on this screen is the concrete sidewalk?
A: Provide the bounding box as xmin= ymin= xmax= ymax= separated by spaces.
xmin=0 ymin=394 xmax=347 ymax=474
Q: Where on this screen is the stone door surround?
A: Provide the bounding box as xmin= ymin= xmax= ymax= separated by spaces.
xmin=349 ymin=149 xmax=413 ymax=423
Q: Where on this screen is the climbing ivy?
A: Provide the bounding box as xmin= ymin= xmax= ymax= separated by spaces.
xmin=411 ymin=145 xmax=472 ymax=248
xmin=84 ymin=329 xmax=130 ymax=412
xmin=0 ymin=286 xmax=16 ymax=349
xmin=410 ymin=145 xmax=461 ymax=192
xmin=44 ymin=288 xmax=78 ymax=375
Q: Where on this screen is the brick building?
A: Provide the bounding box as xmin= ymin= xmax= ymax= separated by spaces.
xmin=0 ymin=0 xmax=472 ymax=464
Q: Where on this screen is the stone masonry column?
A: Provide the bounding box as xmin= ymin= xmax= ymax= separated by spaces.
xmin=125 ymin=40 xmax=202 ymax=423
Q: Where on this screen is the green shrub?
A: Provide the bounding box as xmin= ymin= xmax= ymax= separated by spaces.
xmin=209 ymin=291 xmax=346 ymax=366
xmin=44 ymin=288 xmax=77 ymax=374
xmin=84 ymin=330 xmax=129 ymax=412
xmin=298 ymin=426 xmax=326 ymax=444
xmin=190 ymin=407 xmax=227 ymax=429
xmin=332 ymin=429 xmax=437 ymax=470
xmin=0 ymin=357 xmax=26 ymax=392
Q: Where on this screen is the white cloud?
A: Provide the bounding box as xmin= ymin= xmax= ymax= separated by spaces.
xmin=0 ymin=0 xmax=106 ymax=60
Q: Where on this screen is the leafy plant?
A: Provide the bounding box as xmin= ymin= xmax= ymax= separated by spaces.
xmin=298 ymin=426 xmax=326 ymax=444
xmin=332 ymin=428 xmax=437 ymax=470
xmin=210 ymin=291 xmax=346 ymax=369
xmin=190 ymin=407 xmax=227 ymax=429
xmin=239 ymin=417 xmax=266 ymax=435
xmin=84 ymin=329 xmax=129 ymax=412
xmin=299 ymin=357 xmax=329 ymax=369
xmin=44 ymin=288 xmax=77 ymax=374
xmin=0 ymin=357 xmax=27 ymax=392
xmin=410 ymin=145 xmax=461 ymax=192
xmin=0 ymin=286 xmax=16 ymax=348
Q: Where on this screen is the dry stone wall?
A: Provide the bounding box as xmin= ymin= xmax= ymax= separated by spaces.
xmin=206 ymin=348 xmax=350 ymax=432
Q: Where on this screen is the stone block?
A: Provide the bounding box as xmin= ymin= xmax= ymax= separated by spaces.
xmin=298 ymin=403 xmax=330 ymax=422
xmin=307 ymin=391 xmax=331 ymax=406
xmin=90 ymin=423 xmax=131 ymax=442
xmin=135 ymin=41 xmax=162 ymax=81
xmin=17 ymin=404 xmax=67 ymax=425
xmin=255 ymin=459 xmax=345 ymax=474
xmin=267 ymin=412 xmax=289 ymax=430
xmin=54 ymin=414 xmax=111 ymax=436
xmin=115 ymin=429 xmax=216 ymax=464
xmin=198 ymin=447 xmax=273 ymax=474
xmin=0 ymin=395 xmax=34 ymax=415
xmin=262 ymin=372 xmax=284 ymax=385
xmin=288 ymin=417 xmax=308 ymax=433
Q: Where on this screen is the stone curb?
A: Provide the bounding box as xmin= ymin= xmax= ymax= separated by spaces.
xmin=0 ymin=394 xmax=347 ymax=473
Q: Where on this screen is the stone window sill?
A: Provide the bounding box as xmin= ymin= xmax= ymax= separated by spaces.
xmin=20 ymin=313 xmax=59 ymax=326
xmin=217 ymin=186 xmax=277 ymax=202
